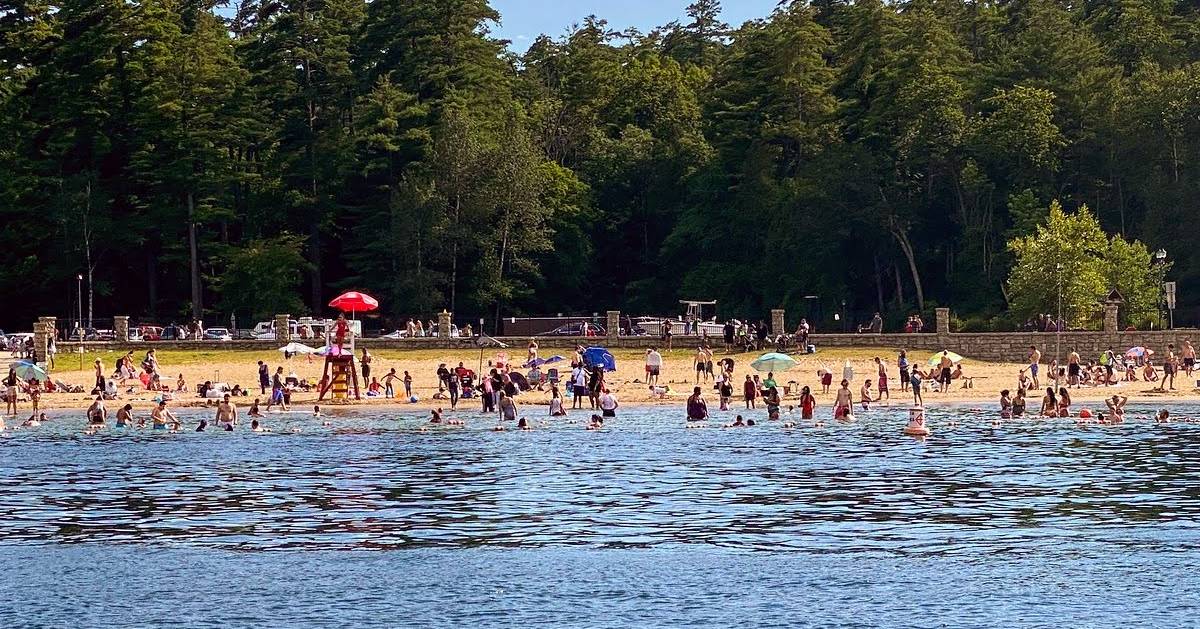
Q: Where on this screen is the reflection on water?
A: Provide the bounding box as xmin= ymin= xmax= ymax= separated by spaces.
xmin=3 ymin=405 xmax=1199 ymax=553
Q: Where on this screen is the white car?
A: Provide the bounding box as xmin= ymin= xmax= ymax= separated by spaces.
xmin=203 ymin=327 xmax=233 ymax=341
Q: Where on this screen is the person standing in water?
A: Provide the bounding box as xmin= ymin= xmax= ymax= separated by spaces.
xmin=498 ymin=391 xmax=518 ymax=423
xmin=86 ymin=395 xmax=108 ymax=426
xmin=1105 ymin=395 xmax=1128 ymax=423
xmin=216 ymin=393 xmax=238 ymax=431
xmin=834 ymin=380 xmax=853 ymax=420
xmin=874 ymin=357 xmax=889 ymax=401
xmin=687 ymin=386 xmax=708 ymax=423
xmin=151 ymin=400 xmax=179 ymax=431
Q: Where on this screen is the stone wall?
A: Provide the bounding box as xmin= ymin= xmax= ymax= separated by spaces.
xmin=51 ymin=330 xmax=1196 ymax=362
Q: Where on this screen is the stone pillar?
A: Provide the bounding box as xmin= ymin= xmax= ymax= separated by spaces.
xmin=607 ymin=310 xmax=621 ymax=339
xmin=275 ymin=314 xmax=291 ymax=342
xmin=35 ymin=316 xmax=55 ymax=364
xmin=1103 ymin=303 xmax=1119 ymax=334
xmin=935 ymin=308 xmax=951 ymax=336
xmin=438 ymin=310 xmax=452 ymax=339
xmin=113 ymin=316 xmax=130 ymax=342
xmin=771 ymin=309 xmax=785 ymax=335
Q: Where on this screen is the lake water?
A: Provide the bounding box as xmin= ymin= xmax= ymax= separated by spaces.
xmin=2 ymin=403 xmax=1199 ymax=627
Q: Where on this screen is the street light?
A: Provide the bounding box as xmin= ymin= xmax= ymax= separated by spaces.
xmin=841 ymin=300 xmax=847 ymax=333
xmin=76 ymin=274 xmax=83 ymax=340
xmin=1153 ymin=249 xmax=1168 ymax=329
xmin=1055 ymin=263 xmax=1063 ymax=367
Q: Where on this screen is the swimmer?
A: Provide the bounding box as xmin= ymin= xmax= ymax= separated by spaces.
xmin=518 ymin=417 xmax=531 ymax=431
xmin=781 ymin=421 xmax=796 ymax=428
xmin=22 ymin=413 xmax=41 ymax=427
xmin=1156 ymin=409 xmax=1170 ymax=424
xmin=195 ymin=418 xmax=207 ymax=432
xmin=1105 ymin=395 xmax=1128 ymax=423
xmin=251 ymin=419 xmax=269 ymax=432
xmin=587 ymin=414 xmax=604 ymax=430
xmin=430 ymin=408 xmax=443 ymax=424
xmin=313 ymin=405 xmax=321 ymax=417
xmin=248 ymin=398 xmax=264 ymax=417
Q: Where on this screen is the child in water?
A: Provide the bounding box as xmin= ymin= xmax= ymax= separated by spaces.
xmin=999 ymin=390 xmax=1013 ymax=419
xmin=587 ymin=414 xmax=604 ymax=430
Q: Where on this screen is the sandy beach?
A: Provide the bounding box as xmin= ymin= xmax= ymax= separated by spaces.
xmin=13 ymin=345 xmax=1200 ymax=417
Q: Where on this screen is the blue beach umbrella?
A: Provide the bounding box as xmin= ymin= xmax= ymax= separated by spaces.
xmin=582 ymin=347 xmax=617 ymax=372
xmin=9 ymin=360 xmax=48 ymax=381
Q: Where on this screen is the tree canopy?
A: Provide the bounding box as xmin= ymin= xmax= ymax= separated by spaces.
xmin=0 ymin=0 xmax=1195 ymax=330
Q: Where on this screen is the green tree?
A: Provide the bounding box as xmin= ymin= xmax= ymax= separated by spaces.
xmin=212 ymin=234 xmax=312 ymax=320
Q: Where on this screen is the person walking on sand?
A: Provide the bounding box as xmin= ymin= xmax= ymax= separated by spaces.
xmin=1158 ymin=344 xmax=1178 ymax=392
xmin=1028 ymin=346 xmax=1041 ymax=390
xmin=686 ymin=387 xmax=708 ymax=424
xmin=1067 ymin=348 xmax=1081 ymax=388
xmin=645 ymin=347 xmax=662 ymax=388
xmin=898 ymin=350 xmax=910 ymax=393
xmin=1182 ymin=340 xmax=1195 ymax=377
xmin=258 ymin=361 xmax=270 ymax=395
xmin=694 ymin=346 xmax=707 ymax=384
xmin=383 ymin=368 xmax=399 ymax=398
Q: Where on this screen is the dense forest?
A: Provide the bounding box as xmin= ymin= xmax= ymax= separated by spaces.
xmin=1 ymin=0 xmax=1197 ymax=332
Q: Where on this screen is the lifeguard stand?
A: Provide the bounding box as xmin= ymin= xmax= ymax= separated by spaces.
xmin=318 ymin=319 xmax=362 ymax=402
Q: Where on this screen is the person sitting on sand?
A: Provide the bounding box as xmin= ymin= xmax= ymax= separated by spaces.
xmin=367 ymin=377 xmax=383 ymax=397
xmin=686 ymin=387 xmax=708 ymax=423
xmin=1040 ymin=387 xmax=1057 ymax=417
xmin=1105 ymin=395 xmax=1128 ymax=423
xmin=1142 ymin=360 xmax=1159 ymax=382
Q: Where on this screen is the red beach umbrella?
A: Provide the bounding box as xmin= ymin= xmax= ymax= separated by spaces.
xmin=328 ymin=291 xmax=379 ymax=316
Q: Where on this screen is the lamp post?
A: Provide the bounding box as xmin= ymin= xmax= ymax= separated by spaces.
xmin=1154 ymin=248 xmax=1168 ymax=329
xmin=841 ymin=300 xmax=848 ymax=333
xmin=1055 ymin=263 xmax=1063 ymax=366
xmin=76 ymin=273 xmax=83 ymax=340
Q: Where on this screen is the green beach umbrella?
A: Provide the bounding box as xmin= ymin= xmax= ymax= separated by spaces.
xmin=751 ymin=352 xmax=797 ymax=373
xmin=927 ymin=351 xmax=964 ymax=367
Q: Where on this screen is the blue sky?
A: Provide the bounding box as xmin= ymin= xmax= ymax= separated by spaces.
xmin=490 ymin=0 xmax=781 ymax=52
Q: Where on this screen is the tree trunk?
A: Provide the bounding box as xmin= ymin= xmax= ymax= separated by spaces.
xmin=187 ymin=191 xmax=202 ymax=321
xmin=450 ymin=192 xmax=460 ymax=314
xmin=873 ymin=254 xmax=884 ymax=314
xmin=84 ymin=181 xmax=94 ymax=328
xmin=889 ymin=217 xmax=925 ymax=312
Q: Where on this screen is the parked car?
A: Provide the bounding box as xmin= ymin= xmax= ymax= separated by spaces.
xmin=139 ymin=325 xmax=163 ymax=341
xmin=538 ymin=322 xmax=607 ymax=337
xmin=127 ymin=328 xmax=144 ymax=342
xmin=203 ymin=327 xmax=233 ymax=341
xmin=0 ymin=329 xmax=8 ymax=350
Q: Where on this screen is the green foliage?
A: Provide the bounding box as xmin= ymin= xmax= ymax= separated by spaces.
xmin=0 ymin=0 xmax=1195 ymax=331
xmin=212 ymin=234 xmax=312 ymax=320
xmin=1006 ymin=201 xmax=1166 ymax=328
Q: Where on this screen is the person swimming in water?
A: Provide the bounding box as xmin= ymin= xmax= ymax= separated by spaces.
xmin=1104 ymin=395 xmax=1128 ymax=423
xmin=430 ymin=408 xmax=443 ymax=424
xmin=587 ymin=414 xmax=604 ymax=430
xmin=1156 ymin=409 xmax=1170 ymax=423
xmin=517 ymin=417 xmax=531 ymax=431
xmin=249 ymin=398 xmax=264 ymax=417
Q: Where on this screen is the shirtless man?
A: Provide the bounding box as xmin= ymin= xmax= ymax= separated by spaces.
xmin=115 ymin=404 xmax=134 ymax=427
xmin=1182 ymin=340 xmax=1196 ymax=377
xmin=151 ymin=400 xmax=180 ymax=431
xmin=1067 ymin=348 xmax=1081 ymax=388
xmin=694 ymin=346 xmax=708 ymax=384
xmin=835 ymin=380 xmax=853 ymax=420
xmin=938 ymin=352 xmax=954 ymax=393
xmin=1028 ymin=346 xmax=1042 ymax=389
xmin=859 ymin=380 xmax=875 ymax=411
xmin=1104 ymin=395 xmax=1128 ymax=424
xmin=216 ymin=393 xmax=238 ymax=431
xmin=1158 ymin=344 xmax=1177 ymax=392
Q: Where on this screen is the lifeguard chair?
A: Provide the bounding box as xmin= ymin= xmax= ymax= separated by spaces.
xmin=319 ymin=315 xmax=362 ymax=402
